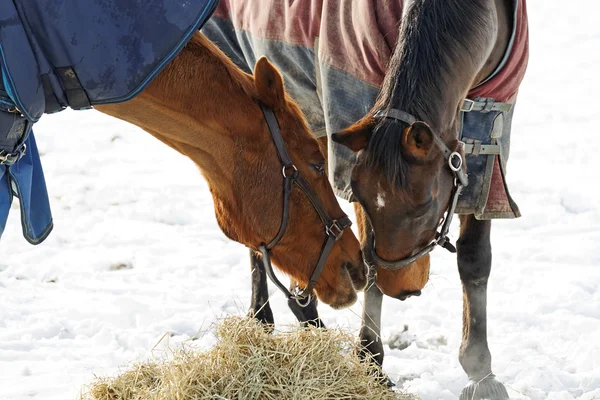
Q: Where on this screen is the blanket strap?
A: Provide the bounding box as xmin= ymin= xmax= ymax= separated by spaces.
xmin=55 ymin=67 xmax=92 ymax=110
xmin=41 ymin=74 xmax=65 ymax=114
xmin=462 ymin=139 xmax=501 ymax=156
xmin=461 ymin=98 xmax=512 ymax=113
xmin=460 ymin=98 xmax=510 ymax=156
xmin=0 ymin=110 xmax=31 ymax=165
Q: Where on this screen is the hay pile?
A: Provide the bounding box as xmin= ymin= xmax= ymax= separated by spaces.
xmin=82 ymin=316 xmax=414 ymax=400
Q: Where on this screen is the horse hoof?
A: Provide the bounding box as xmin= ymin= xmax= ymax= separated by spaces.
xmin=300 ymin=318 xmax=326 ymax=329
xmin=383 ymin=375 xmax=396 ymax=388
xmin=370 ymin=369 xmax=395 ymax=388
xmin=459 ymin=376 xmax=509 ymax=400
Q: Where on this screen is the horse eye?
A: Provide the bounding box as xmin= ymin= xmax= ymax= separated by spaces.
xmin=310 ymin=162 xmax=326 ymax=176
xmin=409 ymin=198 xmax=433 ymax=218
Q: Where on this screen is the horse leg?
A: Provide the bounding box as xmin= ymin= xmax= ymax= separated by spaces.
xmin=353 ymin=202 xmax=390 ymax=385
xmin=457 ymin=215 xmax=508 ymax=400
xmin=358 ymin=268 xmax=384 ymax=366
xmin=287 ymin=281 xmax=325 ymax=328
xmin=248 ymin=249 xmax=275 ymax=329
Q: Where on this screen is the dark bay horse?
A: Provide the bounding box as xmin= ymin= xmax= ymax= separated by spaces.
xmin=203 ymin=0 xmax=528 ymax=398
xmin=96 ymin=33 xmax=367 ymax=309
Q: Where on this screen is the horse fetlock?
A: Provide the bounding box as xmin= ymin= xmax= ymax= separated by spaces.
xmin=459 ymin=343 xmax=492 ymax=377
xmin=459 ymin=376 xmax=509 ymax=400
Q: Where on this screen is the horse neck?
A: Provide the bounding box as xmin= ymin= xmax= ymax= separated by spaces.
xmin=473 ymin=0 xmax=514 ymax=86
xmin=380 ymin=0 xmax=500 ymax=135
xmin=96 ymin=34 xmax=264 ymax=196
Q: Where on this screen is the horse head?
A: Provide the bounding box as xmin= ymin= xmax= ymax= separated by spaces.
xmin=333 ymin=111 xmax=465 ymax=300
xmin=219 ymin=57 xmax=367 ymax=308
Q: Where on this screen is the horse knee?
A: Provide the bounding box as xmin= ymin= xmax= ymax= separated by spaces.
xmin=457 ymin=243 xmax=491 ymax=283
xmin=460 ymin=341 xmax=492 ymax=375
xmin=457 ymin=220 xmax=492 ymax=282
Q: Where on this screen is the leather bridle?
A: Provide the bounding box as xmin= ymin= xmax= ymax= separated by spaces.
xmin=257 ymin=103 xmax=352 ymax=307
xmin=367 ymin=109 xmax=469 ymax=271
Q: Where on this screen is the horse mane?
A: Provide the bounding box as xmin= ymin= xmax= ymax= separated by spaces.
xmin=173 ymin=34 xmax=258 ymax=101
xmin=162 ymin=33 xmax=310 ymax=149
xmin=365 ymin=0 xmax=493 ymax=191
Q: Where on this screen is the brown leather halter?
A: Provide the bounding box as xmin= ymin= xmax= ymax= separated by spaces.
xmin=258 ymin=103 xmax=352 ymax=307
xmin=367 ymin=108 xmax=469 ymax=271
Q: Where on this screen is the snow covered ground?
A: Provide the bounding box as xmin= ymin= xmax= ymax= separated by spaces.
xmin=1 ymin=1 xmax=599 ymax=399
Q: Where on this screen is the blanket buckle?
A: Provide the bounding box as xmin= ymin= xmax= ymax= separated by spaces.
xmin=0 ymin=144 xmax=27 ymax=165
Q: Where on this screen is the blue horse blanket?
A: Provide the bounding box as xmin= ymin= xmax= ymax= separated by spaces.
xmin=0 ymin=0 xmax=218 ymax=243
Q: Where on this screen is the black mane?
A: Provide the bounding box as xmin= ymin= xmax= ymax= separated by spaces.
xmin=365 ymin=0 xmax=492 ymax=190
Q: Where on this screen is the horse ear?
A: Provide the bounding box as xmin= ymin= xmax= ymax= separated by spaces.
xmin=254 ymin=57 xmax=285 ymax=110
xmin=331 ymin=117 xmax=375 ymax=152
xmin=402 ymin=121 xmax=435 ymax=160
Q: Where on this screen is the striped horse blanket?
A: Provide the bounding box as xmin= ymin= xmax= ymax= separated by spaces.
xmin=203 ymin=0 xmax=529 ymax=219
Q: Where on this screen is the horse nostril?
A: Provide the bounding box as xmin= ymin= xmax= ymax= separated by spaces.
xmin=394 ymin=290 xmax=422 ymax=301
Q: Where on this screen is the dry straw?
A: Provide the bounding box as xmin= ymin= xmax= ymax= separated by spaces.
xmin=82 ymin=316 xmax=415 ymax=400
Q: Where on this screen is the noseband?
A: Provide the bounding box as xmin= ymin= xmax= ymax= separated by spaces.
xmin=367 ymin=109 xmax=469 ymax=271
xmin=257 ymin=103 xmax=352 ymax=307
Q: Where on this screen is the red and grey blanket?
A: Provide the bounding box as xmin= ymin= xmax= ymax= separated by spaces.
xmin=207 ymin=0 xmax=529 ymax=219
xmin=213 ymin=0 xmax=527 ymax=101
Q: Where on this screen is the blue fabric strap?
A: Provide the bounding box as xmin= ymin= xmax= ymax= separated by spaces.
xmin=0 ymin=131 xmax=53 ymax=244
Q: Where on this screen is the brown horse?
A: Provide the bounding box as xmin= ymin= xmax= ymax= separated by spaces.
xmin=202 ymin=0 xmax=528 ymax=398
xmin=95 ymin=33 xmax=367 ymax=309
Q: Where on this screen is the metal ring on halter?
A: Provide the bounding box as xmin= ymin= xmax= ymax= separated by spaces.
xmin=448 ymin=151 xmax=463 ymax=171
xmin=282 ymin=163 xmax=298 ymax=178
xmin=294 ymin=293 xmax=313 ymax=308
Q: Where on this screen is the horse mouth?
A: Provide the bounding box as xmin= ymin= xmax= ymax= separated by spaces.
xmin=394 ymin=290 xmax=422 ymax=301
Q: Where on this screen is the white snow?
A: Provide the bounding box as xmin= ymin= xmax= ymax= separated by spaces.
xmin=1 ymin=1 xmax=599 ymax=399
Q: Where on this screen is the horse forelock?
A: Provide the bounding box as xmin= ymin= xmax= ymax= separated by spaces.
xmin=364 ymin=118 xmax=411 ymax=193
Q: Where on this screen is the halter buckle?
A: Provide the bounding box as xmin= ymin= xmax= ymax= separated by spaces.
xmin=326 ymin=220 xmax=345 ymax=240
xmin=461 ymin=99 xmax=475 ymax=112
xmin=440 ymin=237 xmax=457 ymax=253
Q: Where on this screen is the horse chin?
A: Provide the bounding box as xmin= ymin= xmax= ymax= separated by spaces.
xmin=314 ymin=269 xmax=358 ymax=309
xmin=321 ymin=289 xmax=357 ymax=310
xmin=375 ymin=254 xmax=430 ymax=299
